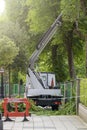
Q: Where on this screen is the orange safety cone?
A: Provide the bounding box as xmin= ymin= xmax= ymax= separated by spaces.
xmin=51 ymin=78 xmax=54 ymax=88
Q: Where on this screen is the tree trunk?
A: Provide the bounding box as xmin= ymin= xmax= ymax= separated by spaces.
xmin=65 ymin=30 xmax=76 ymax=79
xmin=51 ymin=45 xmax=58 ymax=67
xmin=85 ymin=35 xmax=87 ymax=77
xmin=80 ymin=0 xmax=87 ymax=15
xmin=80 ymin=0 xmax=87 ymax=77
xmin=8 ymin=66 xmax=11 ymax=97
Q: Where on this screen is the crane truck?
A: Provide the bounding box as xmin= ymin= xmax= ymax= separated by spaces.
xmin=26 ymin=13 xmax=63 ymax=110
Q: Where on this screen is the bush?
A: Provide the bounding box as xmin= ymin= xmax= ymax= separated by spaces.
xmin=29 ymin=99 xmax=76 ymax=115
xmin=0 ymin=100 xmax=4 ymax=113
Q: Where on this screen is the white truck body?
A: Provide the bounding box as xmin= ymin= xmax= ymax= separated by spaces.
xmin=40 ymin=72 xmax=56 ymax=88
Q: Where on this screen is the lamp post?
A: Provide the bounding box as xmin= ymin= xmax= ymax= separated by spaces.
xmin=0 ymin=68 xmax=4 ymax=98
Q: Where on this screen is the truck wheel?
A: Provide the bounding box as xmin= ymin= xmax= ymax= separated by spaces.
xmin=52 ymin=105 xmax=58 ymax=111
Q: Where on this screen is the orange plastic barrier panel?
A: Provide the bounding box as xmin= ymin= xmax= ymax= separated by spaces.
xmin=3 ymin=98 xmax=30 ymax=117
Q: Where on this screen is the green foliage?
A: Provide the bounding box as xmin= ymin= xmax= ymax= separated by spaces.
xmin=61 ymin=0 xmax=80 ymax=22
xmin=38 ymin=46 xmax=52 ymax=72
xmin=29 ymin=100 xmax=44 ymax=112
xmin=7 ymin=102 xmax=26 ymax=112
xmin=58 ymin=101 xmax=76 ymax=115
xmin=0 ymin=99 xmax=76 ymax=116
xmin=12 ymin=70 xmax=18 ymax=83
xmin=5 ymin=0 xmax=27 ymax=24
xmin=29 ymin=99 xmax=76 ymax=115
xmin=0 ymin=0 xmax=87 ymax=83
xmin=26 ymin=0 xmax=60 ymax=33
xmin=1 ymin=0 xmax=30 ymax=75
xmin=0 ymin=35 xmax=19 ymax=67
xmin=78 ymin=17 xmax=87 ymax=34
xmin=0 ymin=101 xmax=4 ymax=113
xmin=18 ymin=71 xmax=26 ymax=83
xmin=80 ymin=79 xmax=87 ymax=106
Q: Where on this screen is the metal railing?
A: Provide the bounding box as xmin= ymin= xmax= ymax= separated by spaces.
xmin=3 ymin=84 xmax=25 ymax=97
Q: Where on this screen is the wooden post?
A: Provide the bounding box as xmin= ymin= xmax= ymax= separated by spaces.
xmin=85 ymin=35 xmax=87 ymax=77
xmin=8 ymin=66 xmax=10 ymax=97
xmin=64 ymin=82 xmax=68 ymax=104
xmin=0 ymin=68 xmax=4 ymax=98
xmin=76 ymin=78 xmax=80 ymax=115
xmin=1 ymin=73 xmax=4 ymax=98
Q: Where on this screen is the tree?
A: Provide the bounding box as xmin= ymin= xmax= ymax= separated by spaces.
xmin=1 ymin=0 xmax=86 ymax=82
xmin=80 ymin=0 xmax=87 ymax=77
xmin=0 ymin=35 xmax=19 ymax=67
xmin=26 ymin=0 xmax=60 ymax=33
xmin=60 ymin=0 xmax=82 ymax=79
xmin=26 ymin=0 xmax=68 ymax=81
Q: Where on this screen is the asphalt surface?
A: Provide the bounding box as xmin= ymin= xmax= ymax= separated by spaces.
xmin=2 ymin=115 xmax=87 ymax=130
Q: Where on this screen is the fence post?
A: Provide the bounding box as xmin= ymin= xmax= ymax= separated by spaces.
xmin=76 ymin=78 xmax=80 ymax=115
xmin=0 ymin=113 xmax=3 ymax=130
xmin=64 ymin=82 xmax=66 ymax=104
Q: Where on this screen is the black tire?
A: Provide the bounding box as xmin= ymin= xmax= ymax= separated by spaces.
xmin=52 ymin=105 xmax=58 ymax=111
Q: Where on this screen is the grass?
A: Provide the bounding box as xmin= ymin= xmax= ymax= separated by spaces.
xmin=80 ymin=78 xmax=87 ymax=107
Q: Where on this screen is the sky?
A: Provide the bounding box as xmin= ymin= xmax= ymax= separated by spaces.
xmin=0 ymin=0 xmax=5 ymax=15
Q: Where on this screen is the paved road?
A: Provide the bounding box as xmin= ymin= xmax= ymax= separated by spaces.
xmin=2 ymin=115 xmax=87 ymax=130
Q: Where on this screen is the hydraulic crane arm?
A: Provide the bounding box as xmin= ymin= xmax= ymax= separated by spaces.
xmin=29 ymin=13 xmax=62 ymax=70
xmin=26 ymin=13 xmax=62 ymax=90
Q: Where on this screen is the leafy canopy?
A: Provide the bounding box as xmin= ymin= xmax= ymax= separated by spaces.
xmin=0 ymin=35 xmax=19 ymax=67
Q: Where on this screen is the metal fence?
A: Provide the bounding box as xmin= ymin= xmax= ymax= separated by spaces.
xmin=59 ymin=80 xmax=76 ymax=102
xmin=1 ymin=84 xmax=25 ymax=97
xmin=0 ymin=78 xmax=87 ymax=113
xmin=1 ymin=80 xmax=77 ymax=99
xmin=58 ymin=78 xmax=87 ymax=114
xmin=58 ymin=79 xmax=87 ymax=103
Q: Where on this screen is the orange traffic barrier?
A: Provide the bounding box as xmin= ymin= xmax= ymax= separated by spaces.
xmin=3 ymin=98 xmax=30 ymax=117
